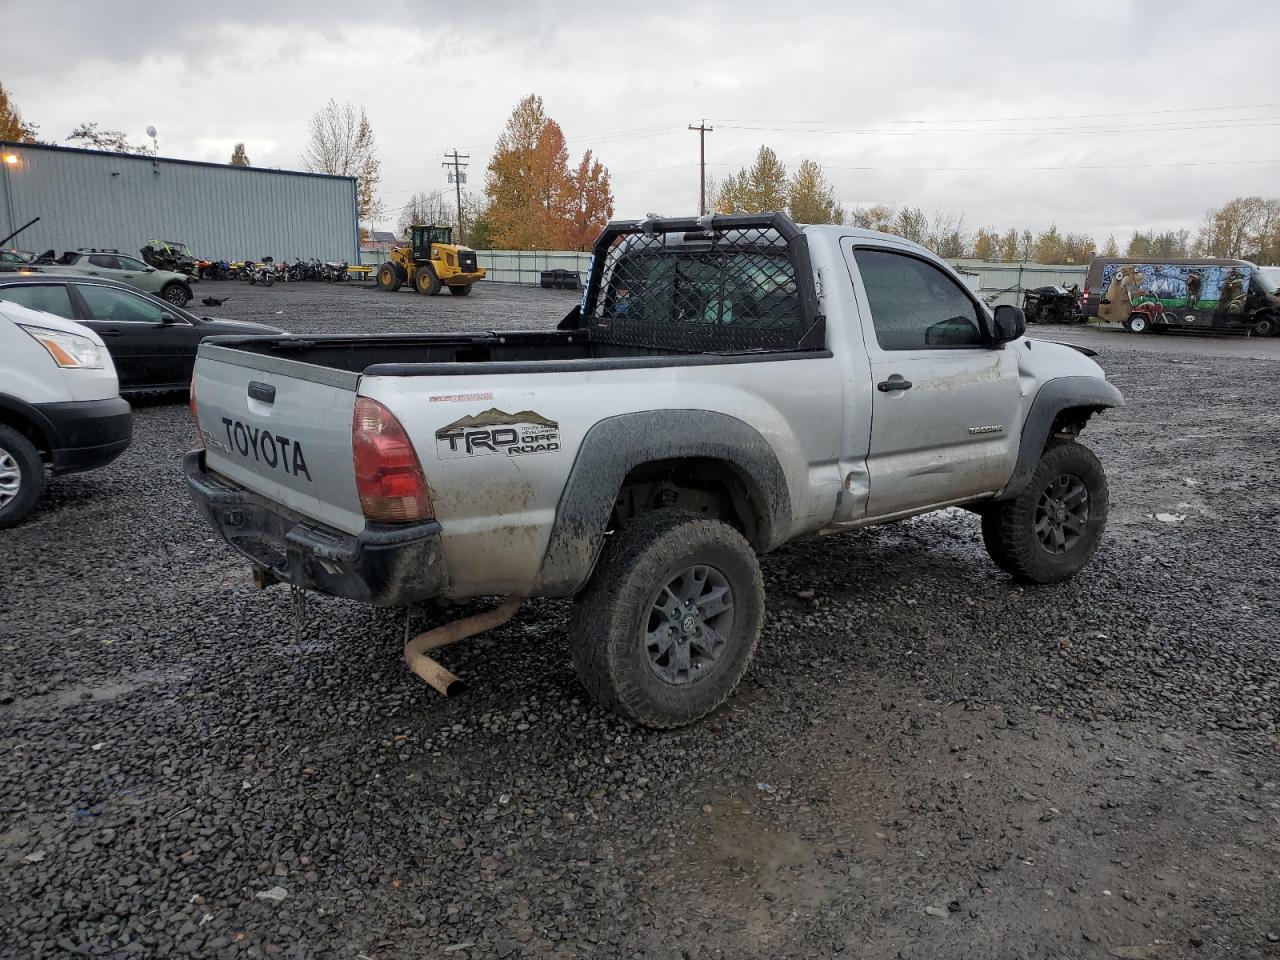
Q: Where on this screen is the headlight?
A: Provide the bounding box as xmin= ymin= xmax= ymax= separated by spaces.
xmin=19 ymin=324 xmax=105 ymax=369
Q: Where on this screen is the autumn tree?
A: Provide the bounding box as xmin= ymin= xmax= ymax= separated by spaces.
xmin=1195 ymin=196 xmax=1280 ymax=261
xmin=66 ymin=122 xmax=148 ymax=154
xmin=891 ymin=207 xmax=930 ymax=246
xmin=787 ymin=159 xmax=843 ymax=225
xmin=999 ymin=228 xmax=1020 ymax=262
xmin=928 ymin=211 xmax=967 ymax=258
xmin=229 ymin=143 xmax=250 ymax=166
xmin=396 ymin=189 xmax=484 ymax=239
xmin=0 ymin=82 xmax=38 ymax=143
xmin=848 ymin=204 xmax=895 ymax=233
xmin=484 ymin=94 xmax=570 ymax=248
xmin=1033 ymin=224 xmax=1065 ymax=263
xmin=715 ymin=146 xmax=788 ymax=214
xmin=1018 ymin=230 xmax=1034 ymax=262
xmin=397 ymin=191 xmax=453 ymax=237
xmin=969 ymin=227 xmax=997 ymax=260
xmin=1124 ymin=231 xmax=1147 ymax=257
xmin=301 ymin=99 xmax=384 ymax=225
xmin=1062 ymin=232 xmax=1096 ymax=264
xmin=565 ymin=150 xmax=614 ymax=251
xmin=483 ymin=94 xmax=614 ymax=250
xmin=1101 ymin=235 xmax=1119 ymax=257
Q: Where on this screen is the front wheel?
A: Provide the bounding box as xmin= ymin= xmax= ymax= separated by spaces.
xmin=162 ymin=283 xmax=192 ymax=306
xmin=377 ymin=263 xmax=402 ymax=292
xmin=981 ymin=440 xmax=1109 ymax=585
xmin=1125 ymin=313 xmax=1149 ymax=334
xmin=1253 ymin=314 xmax=1278 ymax=337
xmin=0 ymin=425 xmax=45 ymax=529
xmin=414 ymin=264 xmax=441 ymax=296
xmin=568 ymin=511 xmax=764 ymax=728
xmin=447 ymin=283 xmax=472 ymax=296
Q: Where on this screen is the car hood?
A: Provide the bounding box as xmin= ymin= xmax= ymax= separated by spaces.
xmin=196 ymin=317 xmax=286 ymax=336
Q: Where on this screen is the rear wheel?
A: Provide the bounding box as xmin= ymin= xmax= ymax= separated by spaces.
xmin=568 ymin=511 xmax=764 ymax=728
xmin=981 ymin=440 xmax=1108 ymax=585
xmin=448 ymin=283 xmax=472 ymax=296
xmin=162 ymin=283 xmax=192 ymax=306
xmin=415 ymin=264 xmax=441 ymax=296
xmin=0 ymin=425 xmax=45 ymax=529
xmin=1253 ymin=314 xmax=1278 ymax=337
xmin=377 ymin=262 xmax=402 ymax=292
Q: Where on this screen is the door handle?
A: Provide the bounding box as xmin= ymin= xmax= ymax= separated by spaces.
xmin=877 ymin=376 xmax=913 ymax=392
xmin=100 ymin=328 xmax=122 ymax=337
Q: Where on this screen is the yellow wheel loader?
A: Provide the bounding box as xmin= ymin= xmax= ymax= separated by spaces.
xmin=376 ymin=225 xmax=486 ymax=296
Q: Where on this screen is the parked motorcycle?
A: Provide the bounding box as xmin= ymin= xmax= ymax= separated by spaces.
xmin=243 ymin=257 xmax=275 ymax=287
xmin=321 ymin=259 xmax=349 ymax=282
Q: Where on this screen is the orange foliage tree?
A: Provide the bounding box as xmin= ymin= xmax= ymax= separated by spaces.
xmin=484 ymin=95 xmax=614 ymax=250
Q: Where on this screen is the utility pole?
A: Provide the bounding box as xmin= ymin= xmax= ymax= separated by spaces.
xmin=688 ymin=121 xmax=713 ymax=215
xmin=442 ymin=149 xmax=470 ymax=244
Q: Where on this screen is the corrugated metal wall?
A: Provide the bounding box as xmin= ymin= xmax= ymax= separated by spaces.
xmin=0 ymin=143 xmax=358 ymax=263
xmin=476 ymin=250 xmax=591 ymax=285
xmin=946 ymin=260 xmax=1089 ymax=306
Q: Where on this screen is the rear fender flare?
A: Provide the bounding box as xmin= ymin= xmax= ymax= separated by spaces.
xmin=532 ymin=410 xmax=792 ymax=597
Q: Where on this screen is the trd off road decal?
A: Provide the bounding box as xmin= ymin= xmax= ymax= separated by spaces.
xmin=435 ymin=408 xmax=561 ymax=459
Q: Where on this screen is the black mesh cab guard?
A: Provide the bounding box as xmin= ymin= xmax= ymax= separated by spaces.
xmin=558 ymin=212 xmax=825 ymax=353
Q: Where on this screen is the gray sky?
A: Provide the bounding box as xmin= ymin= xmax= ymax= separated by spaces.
xmin=3 ymin=0 xmax=1277 ymax=243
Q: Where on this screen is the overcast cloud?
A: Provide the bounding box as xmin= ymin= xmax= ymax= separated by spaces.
xmin=3 ymin=0 xmax=1277 ymax=242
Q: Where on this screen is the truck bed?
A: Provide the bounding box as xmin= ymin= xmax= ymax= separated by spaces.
xmin=204 ymin=329 xmax=821 ymax=379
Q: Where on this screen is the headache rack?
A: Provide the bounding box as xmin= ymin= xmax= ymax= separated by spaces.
xmin=562 ymin=212 xmax=824 ymax=353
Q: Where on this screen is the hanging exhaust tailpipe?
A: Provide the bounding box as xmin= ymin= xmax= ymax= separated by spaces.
xmin=403 ymin=596 xmax=523 ymax=696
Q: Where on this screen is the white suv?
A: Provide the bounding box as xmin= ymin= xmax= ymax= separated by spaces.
xmin=0 ymin=300 xmax=132 ymax=527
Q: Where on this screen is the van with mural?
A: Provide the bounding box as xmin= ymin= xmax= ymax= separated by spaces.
xmin=1082 ymin=256 xmax=1280 ymax=336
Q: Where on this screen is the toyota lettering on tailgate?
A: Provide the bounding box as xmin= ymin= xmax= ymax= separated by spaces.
xmin=217 ymin=417 xmax=312 ymax=481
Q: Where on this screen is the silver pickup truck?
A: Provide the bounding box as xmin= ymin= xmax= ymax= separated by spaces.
xmin=186 ymin=213 xmax=1122 ymax=728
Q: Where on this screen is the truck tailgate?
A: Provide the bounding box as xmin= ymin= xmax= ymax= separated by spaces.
xmin=193 ymin=343 xmax=365 ymax=535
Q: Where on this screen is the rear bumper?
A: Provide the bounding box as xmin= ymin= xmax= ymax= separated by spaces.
xmin=184 ymin=450 xmax=448 ymax=607
xmin=38 ymin=397 xmax=133 ymax=473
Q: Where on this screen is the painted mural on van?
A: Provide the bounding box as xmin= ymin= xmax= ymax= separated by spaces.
xmin=1097 ymin=262 xmax=1251 ymax=326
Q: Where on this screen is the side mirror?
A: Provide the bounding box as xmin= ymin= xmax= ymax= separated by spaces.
xmin=145 ymin=267 xmax=155 ymax=273
xmin=161 ymin=313 xmax=178 ymax=324
xmin=992 ymin=304 xmax=1027 ymax=343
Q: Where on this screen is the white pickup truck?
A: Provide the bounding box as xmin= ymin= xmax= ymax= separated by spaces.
xmin=186 ymin=213 xmax=1122 ymax=727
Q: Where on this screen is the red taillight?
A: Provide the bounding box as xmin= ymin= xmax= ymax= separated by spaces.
xmin=352 ymin=397 xmax=433 ymax=523
xmin=189 ymin=379 xmax=204 ymax=448
xmin=1083 ymin=286 xmax=1091 ymax=302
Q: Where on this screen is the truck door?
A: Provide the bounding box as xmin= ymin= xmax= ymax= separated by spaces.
xmin=844 ymin=245 xmax=1023 ymax=518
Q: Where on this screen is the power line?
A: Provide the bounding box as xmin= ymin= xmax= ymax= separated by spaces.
xmin=614 ymin=157 xmax=1280 ymax=176
xmin=708 ymin=102 xmax=1280 ymax=125
xmin=713 ymin=118 xmax=1280 ymax=137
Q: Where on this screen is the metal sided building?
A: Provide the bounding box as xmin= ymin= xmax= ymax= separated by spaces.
xmin=0 ymin=142 xmax=358 ymax=263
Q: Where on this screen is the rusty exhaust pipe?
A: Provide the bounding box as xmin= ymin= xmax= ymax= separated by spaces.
xmin=403 ymin=596 xmax=522 ymax=696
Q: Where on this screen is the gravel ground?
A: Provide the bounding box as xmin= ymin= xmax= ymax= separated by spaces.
xmin=2 ymin=281 xmax=1278 ymax=960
